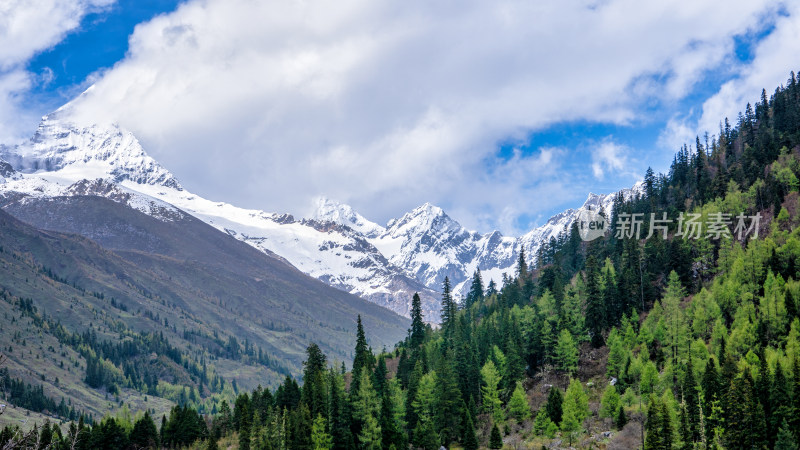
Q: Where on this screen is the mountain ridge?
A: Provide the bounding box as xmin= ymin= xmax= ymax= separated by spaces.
xmin=0 ymin=108 xmax=642 ymax=321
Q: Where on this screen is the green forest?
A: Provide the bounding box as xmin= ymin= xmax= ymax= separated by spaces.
xmin=4 ymin=71 xmax=800 ymax=449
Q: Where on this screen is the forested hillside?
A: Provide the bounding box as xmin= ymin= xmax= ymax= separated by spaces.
xmin=4 ymin=71 xmax=800 ymax=449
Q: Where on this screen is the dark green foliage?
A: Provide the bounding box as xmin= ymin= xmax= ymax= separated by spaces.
xmin=413 ymin=420 xmax=439 ymax=450
xmin=615 ymin=406 xmax=627 ymax=430
xmin=461 ymin=407 xmax=478 ymax=450
xmin=682 ymin=357 xmax=700 ymax=443
xmin=89 ymin=418 xmax=129 ymax=450
xmin=775 ymin=419 xmax=799 ymax=450
xmin=489 ymin=423 xmax=503 ymax=449
xmin=545 ymin=386 xmax=563 ymax=425
xmin=302 ymin=342 xmax=328 ymax=419
xmin=161 ymin=404 xmax=208 ymax=448
xmin=724 ymin=375 xmax=767 ymax=450
xmin=130 ymin=411 xmax=159 ymax=449
xmin=410 ymin=293 xmax=426 ymax=349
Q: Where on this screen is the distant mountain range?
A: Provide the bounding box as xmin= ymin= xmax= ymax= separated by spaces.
xmin=0 ymin=99 xmax=642 ymax=323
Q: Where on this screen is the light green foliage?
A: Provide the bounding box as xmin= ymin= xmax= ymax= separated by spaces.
xmin=662 ymin=271 xmax=687 ymax=367
xmin=606 ymin=328 xmax=627 ymax=379
xmin=533 ymin=408 xmax=555 ymax=437
xmin=311 ymin=414 xmax=332 ymax=450
xmin=600 ymin=384 xmax=620 ymax=418
xmin=412 ymin=370 xmax=437 ymax=424
xmin=555 ymin=329 xmax=579 ymax=375
xmin=640 ymin=361 xmax=658 ymax=396
xmin=563 ymin=378 xmax=589 ymax=424
xmin=508 ymin=381 xmax=531 ymax=422
xmin=481 ymin=360 xmax=503 ymax=424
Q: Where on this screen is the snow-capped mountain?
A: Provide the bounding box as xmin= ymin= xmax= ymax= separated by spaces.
xmin=0 ymin=104 xmax=642 ymax=322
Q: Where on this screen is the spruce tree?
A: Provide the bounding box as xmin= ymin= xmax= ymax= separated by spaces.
xmin=615 ymin=406 xmax=627 ymax=430
xmin=682 ymin=357 xmax=700 ymax=443
xmin=410 ymin=294 xmax=426 ymax=349
xmin=461 ymin=408 xmax=478 ymax=450
xmin=465 ymin=270 xmax=484 ymax=308
xmin=488 ymin=423 xmax=503 ymax=449
xmin=545 ymin=386 xmax=563 ymax=425
xmin=775 ymin=420 xmax=799 ymax=450
xmin=351 ymin=315 xmax=373 ymax=396
xmin=584 ymin=252 xmax=606 ymax=347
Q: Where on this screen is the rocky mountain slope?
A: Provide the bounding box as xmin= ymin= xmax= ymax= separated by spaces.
xmin=0 ymin=102 xmax=642 ymax=322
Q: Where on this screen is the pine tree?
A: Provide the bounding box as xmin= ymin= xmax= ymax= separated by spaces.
xmin=517 ymin=248 xmax=528 ymax=281
xmin=410 ymin=294 xmax=426 ymax=349
xmin=615 ymin=406 xmax=627 ymax=430
xmin=775 ymin=420 xmax=799 ymax=450
xmin=461 ymin=408 xmax=478 ymax=450
xmin=561 ymin=379 xmax=589 ymax=446
xmin=440 ymin=277 xmax=458 ymax=340
xmin=311 ymin=414 xmax=333 ymax=450
xmin=130 ymin=411 xmax=159 ymax=449
xmin=353 ymin=367 xmax=381 ymax=448
xmin=584 ymin=252 xmax=606 ymax=347
xmin=554 ymin=329 xmax=578 ymax=375
xmin=351 ymin=315 xmax=373 ymax=396
xmin=599 ymin=384 xmax=620 ymax=418
xmin=434 ymin=358 xmax=462 ymax=445
xmin=480 ymin=360 xmax=503 ymax=424
xmin=508 ymin=381 xmax=531 ymax=423
xmin=302 ymin=343 xmax=328 ymax=420
xmin=465 ymin=270 xmax=484 ymax=308
xmin=488 ymin=423 xmax=503 ymax=449
xmin=725 ymin=374 xmax=767 ymax=450
xmin=545 ymin=386 xmax=563 ymax=425
xmin=682 ymin=357 xmax=700 ymax=443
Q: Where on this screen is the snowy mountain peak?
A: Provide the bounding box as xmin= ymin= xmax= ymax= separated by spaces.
xmin=0 ymin=111 xmax=182 ymax=190
xmin=312 ymin=197 xmax=384 ymax=237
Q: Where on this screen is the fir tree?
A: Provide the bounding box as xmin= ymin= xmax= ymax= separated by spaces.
xmin=615 ymin=406 xmax=627 ymax=430
xmin=465 ymin=270 xmax=484 ymax=308
xmin=311 ymin=414 xmax=333 ymax=450
xmin=461 ymin=408 xmax=478 ymax=450
xmin=775 ymin=420 xmax=798 ymax=450
xmin=410 ymin=294 xmax=426 ymax=349
xmin=682 ymin=357 xmax=700 ymax=443
xmin=488 ymin=423 xmax=503 ymax=449
xmin=545 ymin=386 xmax=563 ymax=425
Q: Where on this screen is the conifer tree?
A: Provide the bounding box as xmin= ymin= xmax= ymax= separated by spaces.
xmin=488 ymin=423 xmax=503 ymax=449
xmin=440 ymin=277 xmax=458 ymax=340
xmin=545 ymin=386 xmax=563 ymax=425
xmin=351 ymin=315 xmax=373 ymax=396
xmin=480 ymin=360 xmax=503 ymax=424
xmin=554 ymin=329 xmax=579 ymax=375
xmin=465 ymin=270 xmax=484 ymax=308
xmin=461 ymin=408 xmax=478 ymax=450
xmin=682 ymin=357 xmax=700 ymax=443
xmin=311 ymin=414 xmax=333 ymax=450
xmin=584 ymin=252 xmax=606 ymax=347
xmin=775 ymin=420 xmax=798 ymax=450
xmin=508 ymin=381 xmax=531 ymax=423
xmin=615 ymin=406 xmax=627 ymax=430
xmin=410 ymin=294 xmax=426 ymax=349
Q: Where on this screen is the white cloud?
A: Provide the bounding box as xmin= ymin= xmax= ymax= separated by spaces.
xmin=55 ymin=0 xmax=789 ymax=231
xmin=0 ymin=0 xmax=113 ymax=143
xmin=697 ymin=3 xmax=800 ymax=136
xmin=592 ymin=140 xmax=628 ymax=179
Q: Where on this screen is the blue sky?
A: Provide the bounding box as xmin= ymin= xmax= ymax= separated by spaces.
xmin=3 ymin=0 xmax=800 ymax=235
